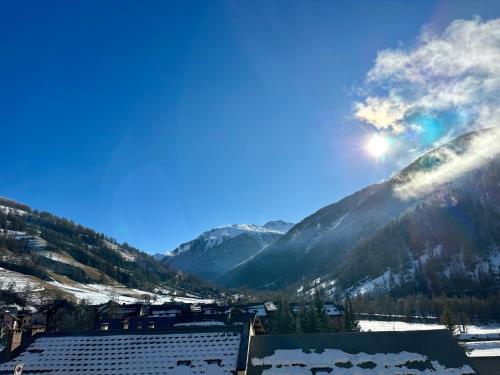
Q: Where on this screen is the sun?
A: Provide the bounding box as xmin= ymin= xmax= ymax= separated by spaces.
xmin=365 ymin=134 xmax=390 ymax=158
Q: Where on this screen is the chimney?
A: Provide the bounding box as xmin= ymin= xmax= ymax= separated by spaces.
xmin=100 ymin=323 xmax=109 ymax=331
xmin=122 ymin=319 xmax=129 ymax=330
xmin=7 ymin=328 xmax=23 ymax=353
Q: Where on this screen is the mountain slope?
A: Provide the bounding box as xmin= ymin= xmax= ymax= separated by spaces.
xmin=0 ymin=197 xmax=219 ymax=304
xmin=222 ymin=129 xmax=500 ymax=295
xmin=163 ymin=221 xmax=293 ymax=281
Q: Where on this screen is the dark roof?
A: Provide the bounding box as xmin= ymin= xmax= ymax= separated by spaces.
xmin=248 ymin=330 xmax=477 ymax=374
xmin=0 ymin=326 xmax=250 ymax=374
xmin=469 ymin=356 xmax=500 ymax=375
xmin=99 ymin=312 xmax=257 ymax=331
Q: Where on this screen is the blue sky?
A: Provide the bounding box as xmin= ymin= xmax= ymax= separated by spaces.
xmin=1 ymin=0 xmax=500 ymax=253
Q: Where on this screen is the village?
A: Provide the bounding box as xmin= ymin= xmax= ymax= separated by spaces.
xmin=0 ymin=299 xmax=496 ymax=374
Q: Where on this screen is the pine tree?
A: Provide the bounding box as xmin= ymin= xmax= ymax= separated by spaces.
xmin=441 ymin=304 xmax=457 ymax=335
xmin=342 ymin=299 xmax=360 ymax=332
xmin=269 ymin=299 xmax=296 ymax=334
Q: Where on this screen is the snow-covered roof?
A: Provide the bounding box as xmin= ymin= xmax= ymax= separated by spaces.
xmin=248 ymin=330 xmax=476 ymax=374
xmin=0 ymin=327 xmax=246 ymax=374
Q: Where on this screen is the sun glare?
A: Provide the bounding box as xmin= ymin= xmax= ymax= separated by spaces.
xmin=365 ymin=134 xmax=390 ymax=158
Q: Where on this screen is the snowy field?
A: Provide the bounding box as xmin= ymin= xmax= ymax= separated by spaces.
xmin=463 ymin=341 xmax=500 ymax=357
xmin=360 ymin=319 xmax=500 ymax=357
xmin=0 ymin=266 xmax=213 ymax=306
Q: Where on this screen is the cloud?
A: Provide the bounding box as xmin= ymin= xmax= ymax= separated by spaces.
xmin=355 ymin=17 xmax=500 ymax=139
xmin=353 ymin=17 xmax=500 ymax=198
xmin=394 ymin=128 xmax=500 ymax=199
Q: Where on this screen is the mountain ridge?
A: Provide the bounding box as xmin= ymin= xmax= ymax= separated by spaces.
xmin=221 ymin=129 xmax=500 ymax=297
xmin=163 ymin=220 xmax=293 ymax=281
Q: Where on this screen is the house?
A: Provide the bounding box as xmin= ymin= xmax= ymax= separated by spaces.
xmin=98 ymin=309 xmax=259 ymax=333
xmin=0 ymin=324 xmax=484 ymax=374
xmin=97 ymin=301 xmax=146 ymax=320
xmin=247 ymin=329 xmax=478 ymax=374
xmin=0 ymin=311 xmax=18 ymax=338
xmin=148 ymin=302 xmax=192 ymax=317
xmin=0 ymin=325 xmax=250 ymax=374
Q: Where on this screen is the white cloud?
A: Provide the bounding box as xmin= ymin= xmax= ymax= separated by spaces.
xmin=394 ymin=127 xmax=500 ymax=199
xmin=355 ymin=17 xmax=500 ymax=137
xmin=354 ymin=17 xmax=500 ymax=198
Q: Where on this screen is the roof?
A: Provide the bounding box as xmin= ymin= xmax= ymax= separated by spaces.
xmin=99 ymin=312 xmax=257 ymax=330
xmin=247 ymin=330 xmax=477 ymax=374
xmin=469 ymin=356 xmax=500 ymax=375
xmin=0 ymin=326 xmax=249 ymax=374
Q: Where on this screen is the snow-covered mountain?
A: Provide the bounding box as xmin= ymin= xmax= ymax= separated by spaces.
xmin=222 ymin=129 xmax=500 ymax=296
xmin=163 ymin=221 xmax=293 ymax=281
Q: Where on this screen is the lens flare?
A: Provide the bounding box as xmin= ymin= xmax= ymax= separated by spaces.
xmin=365 ymin=134 xmax=390 ymax=158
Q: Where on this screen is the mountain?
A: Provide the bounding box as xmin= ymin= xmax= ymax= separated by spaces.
xmin=163 ymin=221 xmax=293 ymax=281
xmin=222 ymin=129 xmax=500 ymax=297
xmin=0 ymin=197 xmax=219 ymax=305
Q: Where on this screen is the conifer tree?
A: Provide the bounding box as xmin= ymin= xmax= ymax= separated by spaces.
xmin=342 ymin=298 xmax=360 ymax=332
xmin=269 ymin=298 xmax=296 ymax=334
xmin=441 ymin=304 xmax=457 ymax=335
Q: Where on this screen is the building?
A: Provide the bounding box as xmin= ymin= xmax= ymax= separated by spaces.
xmin=0 ymin=325 xmax=251 ymax=375
xmin=248 ymin=330 xmax=478 ymax=375
xmin=1 ymin=325 xmax=486 ymax=374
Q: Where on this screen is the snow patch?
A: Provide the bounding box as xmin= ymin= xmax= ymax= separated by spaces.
xmin=251 ymin=349 xmax=474 ymax=374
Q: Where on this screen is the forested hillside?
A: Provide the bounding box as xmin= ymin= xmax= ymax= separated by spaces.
xmin=0 ymin=197 xmax=219 ymax=303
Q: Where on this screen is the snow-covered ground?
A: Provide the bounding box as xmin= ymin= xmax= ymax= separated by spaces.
xmin=360 ymin=319 xmax=446 ymax=332
xmin=463 ymin=340 xmax=500 ymax=357
xmin=0 ymin=266 xmax=213 ymax=305
xmin=0 ymin=205 xmax=27 ymax=216
xmin=48 ymin=281 xmax=214 ymax=305
xmin=360 ymin=320 xmax=500 ymax=357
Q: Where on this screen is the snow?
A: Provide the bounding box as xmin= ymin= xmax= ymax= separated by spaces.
xmin=0 ymin=331 xmax=242 ymax=374
xmin=457 ymin=323 xmax=500 ymax=340
xmin=0 ymin=205 xmax=27 ymax=216
xmin=103 ymin=240 xmax=137 ymax=261
xmin=170 ymin=223 xmax=290 ymax=256
xmin=251 ymin=349 xmax=475 ymax=374
xmin=354 ymin=270 xmax=393 ymax=296
xmin=489 ymin=251 xmax=500 ymax=269
xmin=174 ymin=321 xmax=226 ymax=327
xmin=360 ymin=320 xmax=446 ymax=332
xmin=360 ymin=320 xmax=500 ymax=338
xmin=48 ymin=281 xmax=214 ymax=305
xmin=40 ymin=251 xmax=75 ymax=265
xmin=360 ymin=320 xmax=500 ymax=358
xmin=463 ymin=341 xmax=500 ymax=357
xmin=0 ymin=267 xmax=40 ymax=291
xmin=246 ymin=305 xmax=267 ymax=317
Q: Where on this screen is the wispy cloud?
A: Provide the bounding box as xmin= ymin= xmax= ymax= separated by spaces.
xmin=354 ymin=17 xmax=500 ymax=198
xmin=394 ymin=128 xmax=500 ymax=199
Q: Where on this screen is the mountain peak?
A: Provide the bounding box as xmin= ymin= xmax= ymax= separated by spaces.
xmin=262 ymin=220 xmax=294 ymax=233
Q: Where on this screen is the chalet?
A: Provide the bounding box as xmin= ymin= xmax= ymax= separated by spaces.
xmin=97 ymin=301 xmax=146 ymax=320
xmin=98 ymin=309 xmax=261 ymax=333
xmin=0 ymin=326 xmax=486 ymax=374
xmin=0 ymin=325 xmax=250 ymax=374
xmin=248 ymin=330 xmax=478 ymax=374
xmin=0 ymin=311 xmax=17 ymax=338
xmin=148 ymin=302 xmax=192 ymax=317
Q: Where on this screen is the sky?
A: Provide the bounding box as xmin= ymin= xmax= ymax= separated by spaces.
xmin=1 ymin=0 xmax=500 ymax=253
